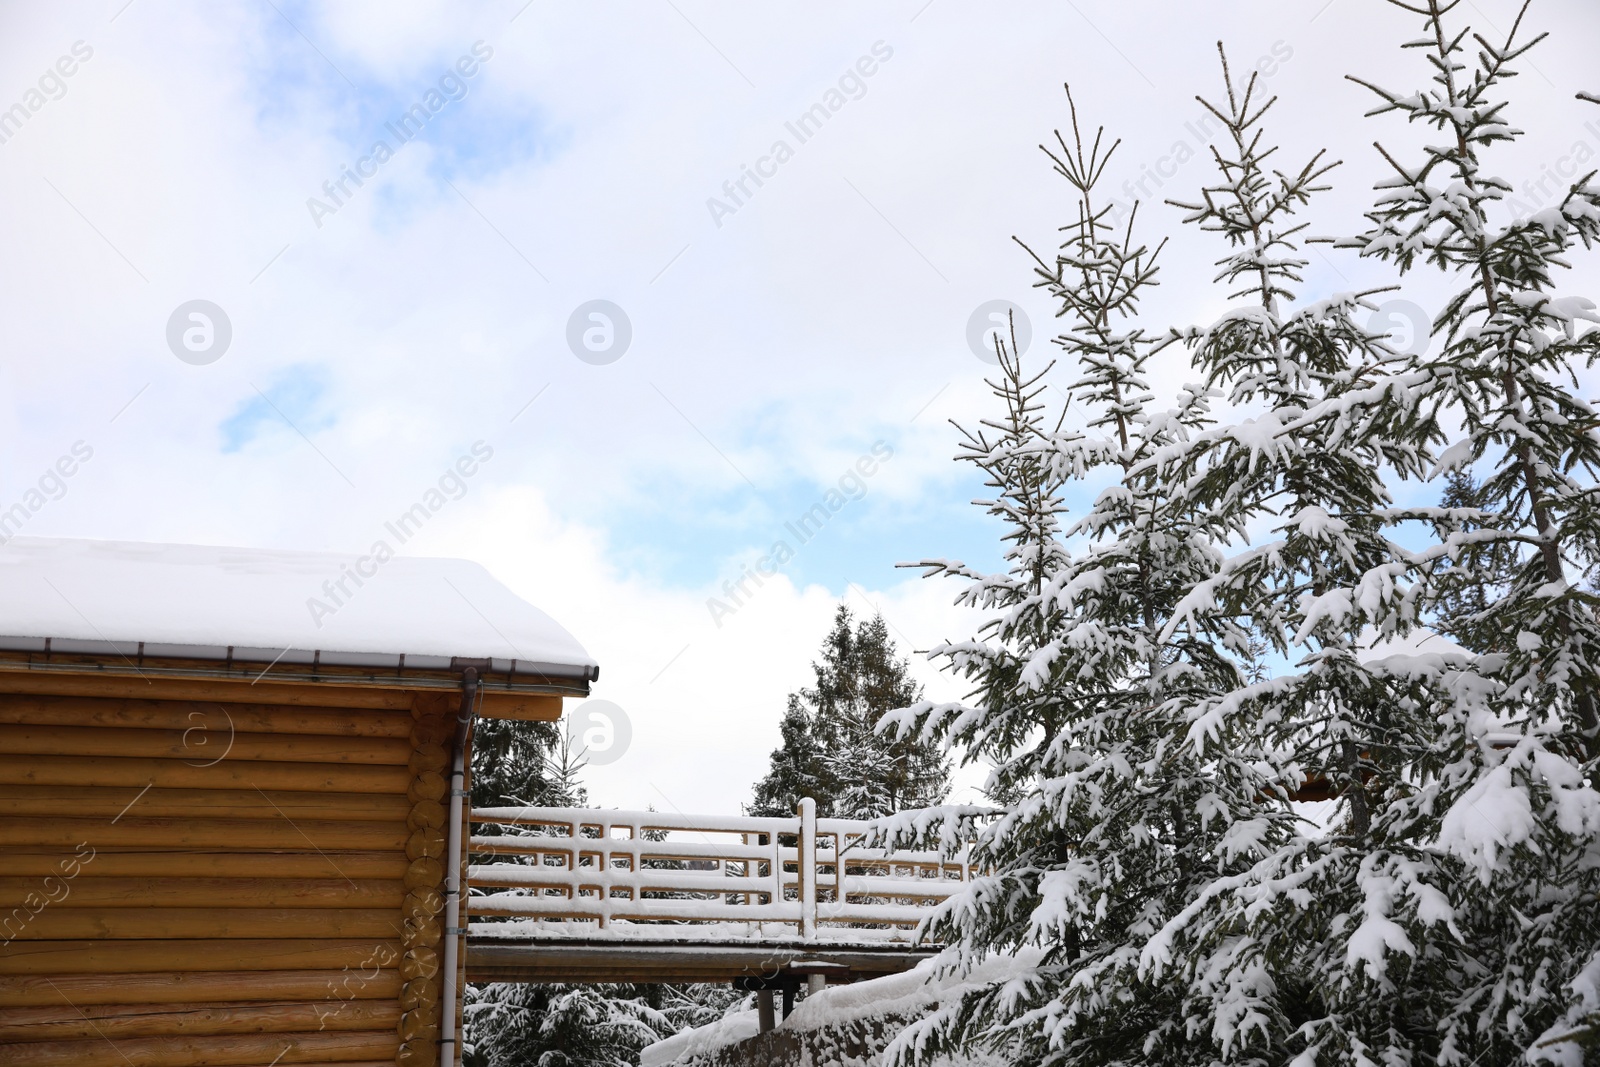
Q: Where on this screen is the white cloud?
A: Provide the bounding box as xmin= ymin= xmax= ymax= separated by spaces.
xmin=3 ymin=0 xmax=1598 ymax=812
xmin=419 ymin=480 xmax=982 ymax=813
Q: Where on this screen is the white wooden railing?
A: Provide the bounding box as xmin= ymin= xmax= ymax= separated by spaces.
xmin=468 ymin=798 xmax=969 ymax=943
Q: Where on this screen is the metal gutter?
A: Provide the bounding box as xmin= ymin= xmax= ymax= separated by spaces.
xmin=0 ymin=654 xmax=593 ymax=695
xmin=0 ymin=634 xmax=599 ymax=683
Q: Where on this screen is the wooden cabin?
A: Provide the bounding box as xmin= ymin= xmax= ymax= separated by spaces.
xmin=0 ymin=537 xmax=598 ymax=1067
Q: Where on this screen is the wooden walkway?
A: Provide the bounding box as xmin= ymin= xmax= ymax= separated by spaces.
xmin=466 ymin=799 xmax=964 ymax=986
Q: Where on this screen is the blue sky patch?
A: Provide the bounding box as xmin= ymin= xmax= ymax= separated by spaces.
xmin=219 ymin=365 xmax=332 ymax=453
xmin=594 ymin=456 xmax=1005 ymax=598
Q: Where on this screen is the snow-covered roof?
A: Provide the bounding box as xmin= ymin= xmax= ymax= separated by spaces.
xmin=0 ymin=537 xmax=598 ymax=680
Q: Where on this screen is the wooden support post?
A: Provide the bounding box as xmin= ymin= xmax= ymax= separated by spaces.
xmin=757 ymin=989 xmax=776 ymax=1033
xmin=781 ymin=983 xmax=795 ymax=1020
xmin=807 ymin=973 xmax=825 ymax=996
xmin=797 ymin=798 xmax=817 ymax=941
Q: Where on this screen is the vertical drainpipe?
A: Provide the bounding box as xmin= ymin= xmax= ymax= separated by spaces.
xmin=439 ymin=666 xmax=478 ymax=1067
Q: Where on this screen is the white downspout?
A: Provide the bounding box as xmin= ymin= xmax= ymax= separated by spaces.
xmin=440 ymin=666 xmax=478 ymax=1067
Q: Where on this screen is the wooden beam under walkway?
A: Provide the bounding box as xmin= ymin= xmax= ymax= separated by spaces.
xmin=466 ymin=934 xmax=936 ymax=985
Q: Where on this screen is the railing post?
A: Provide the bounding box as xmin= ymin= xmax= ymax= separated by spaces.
xmin=741 ymin=833 xmax=751 ymax=907
xmin=798 ymin=798 xmax=817 ymax=941
xmin=832 ymin=831 xmax=845 ymax=916
xmin=599 ymin=821 xmax=611 ymax=931
xmin=770 ymin=831 xmax=783 ymax=912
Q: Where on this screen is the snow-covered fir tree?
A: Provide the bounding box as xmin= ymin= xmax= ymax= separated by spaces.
xmin=748 ymin=698 xmax=827 ymax=817
xmin=1143 ymin=11 xmax=1600 ymax=1061
xmin=1116 ymin=43 xmax=1455 ymax=1066
xmin=880 ymin=86 xmax=1295 ymax=1067
xmin=1336 ymin=2 xmax=1600 ymax=1060
xmin=469 ymin=715 xmax=574 ymax=811
xmin=885 ymin=7 xmax=1600 ymax=1062
xmin=749 ymin=606 xmax=948 ymax=819
xmin=465 ymin=979 xmax=735 ymax=1067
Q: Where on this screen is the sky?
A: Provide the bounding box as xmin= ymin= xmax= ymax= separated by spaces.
xmin=2 ymin=0 xmax=1598 ymax=815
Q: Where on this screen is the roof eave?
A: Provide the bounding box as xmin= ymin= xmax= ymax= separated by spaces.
xmin=0 ymin=635 xmax=599 ymax=685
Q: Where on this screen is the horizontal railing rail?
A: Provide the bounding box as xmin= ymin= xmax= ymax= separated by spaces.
xmin=467 ymin=797 xmax=970 ymax=943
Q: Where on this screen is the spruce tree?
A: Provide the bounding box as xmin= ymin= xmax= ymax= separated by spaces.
xmin=1337 ymin=2 xmax=1600 ymax=1060
xmin=1348 ymin=0 xmax=1600 ymax=752
xmin=883 ymin=88 xmax=1281 ymax=1067
xmin=747 ymin=697 xmax=827 ymax=818
xmin=749 ymin=606 xmax=948 ymax=819
xmin=469 ymin=715 xmax=565 ymax=810
xmin=465 ymin=981 xmax=734 ymax=1067
xmin=1116 ymin=44 xmax=1449 ymax=1066
xmin=885 ymin=7 xmax=1600 ymax=1065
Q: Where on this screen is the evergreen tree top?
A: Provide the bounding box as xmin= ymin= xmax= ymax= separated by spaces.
xmin=749 ymin=604 xmax=947 ymax=820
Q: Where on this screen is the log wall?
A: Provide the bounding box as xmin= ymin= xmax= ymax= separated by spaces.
xmin=0 ymin=673 xmax=467 ymax=1067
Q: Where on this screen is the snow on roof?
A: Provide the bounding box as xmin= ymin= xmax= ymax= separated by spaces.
xmin=0 ymin=537 xmax=598 ymax=680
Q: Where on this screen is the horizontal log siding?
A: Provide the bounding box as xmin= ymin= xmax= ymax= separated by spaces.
xmin=3 ymin=852 xmax=408 ymax=880
xmin=0 ymin=1028 xmax=400 ymax=1066
xmin=0 ymin=785 xmax=412 ymax=822
xmin=0 ymin=723 xmax=412 ymax=765
xmin=0 ymin=970 xmax=404 ymax=1007
xmin=0 ymin=999 xmax=402 ymax=1042
xmin=0 ymin=695 xmax=416 ymax=738
xmin=0 ymin=678 xmax=445 ymax=1066
xmin=0 ymin=878 xmax=404 ymax=910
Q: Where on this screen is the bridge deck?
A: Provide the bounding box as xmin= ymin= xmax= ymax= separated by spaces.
xmin=468 ymin=801 xmax=963 ymax=986
xmin=467 ymin=934 xmax=936 ymax=984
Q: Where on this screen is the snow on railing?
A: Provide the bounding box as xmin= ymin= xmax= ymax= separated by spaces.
xmin=468 ymin=798 xmax=971 ymax=943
